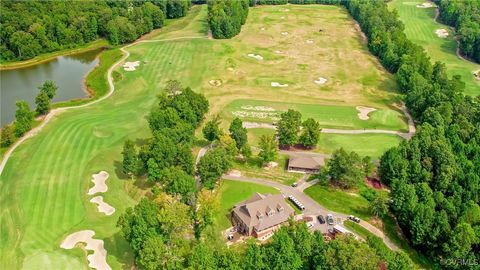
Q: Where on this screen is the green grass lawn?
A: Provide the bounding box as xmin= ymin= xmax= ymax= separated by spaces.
xmin=247 ymin=128 xmax=402 ymax=159
xmin=232 ymin=155 xmax=303 ymax=186
xmin=389 ymin=0 xmax=480 ymax=97
xmin=224 ymin=99 xmax=408 ymax=131
xmin=216 ymin=180 xmax=279 ymax=230
xmin=316 ymin=133 xmax=403 ymax=159
xmin=304 ymin=184 xmax=371 ymax=220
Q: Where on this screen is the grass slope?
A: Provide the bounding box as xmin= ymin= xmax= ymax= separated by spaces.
xmin=389 ymin=0 xmax=480 ymax=96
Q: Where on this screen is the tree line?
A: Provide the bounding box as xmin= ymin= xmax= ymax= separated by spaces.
xmin=1 ymin=80 xmax=58 ymax=148
xmin=435 ymin=0 xmax=480 ymax=63
xmin=342 ymin=0 xmax=480 ymax=268
xmin=207 ymin=0 xmax=249 ymax=39
xmin=0 ymin=0 xmax=191 ymax=61
xmin=119 ymin=193 xmax=414 ymax=270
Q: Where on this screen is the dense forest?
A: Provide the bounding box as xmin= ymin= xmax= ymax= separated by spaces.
xmin=207 ymin=0 xmax=249 ymax=39
xmin=435 ymin=0 xmax=480 ymax=63
xmin=343 ymin=0 xmax=479 ymax=268
xmin=0 ymin=0 xmax=191 ymax=61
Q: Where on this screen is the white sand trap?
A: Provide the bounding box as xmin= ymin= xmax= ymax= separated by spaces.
xmin=274 ymin=50 xmax=283 ymax=54
xmin=248 ymin=53 xmax=264 ymax=60
xmin=435 ymin=29 xmax=449 ymax=38
xmin=306 ymin=39 xmax=314 ymax=44
xmin=209 ymin=79 xmax=222 ymax=87
xmin=474 ymin=70 xmax=480 ymax=80
xmin=281 ymin=32 xmax=289 ymax=36
xmin=61 ymin=230 xmax=111 ymax=270
xmin=88 ymin=171 xmax=109 ymax=195
xmin=416 ymin=2 xmax=434 ymax=8
xmin=281 ymin=16 xmax=285 ymax=19
xmin=123 ymin=61 xmax=140 ymax=71
xmin=356 ymin=106 xmax=377 ymax=120
xmin=271 ymin=82 xmax=288 ymax=87
xmin=242 ymin=122 xmax=276 ymax=129
xmin=228 ymin=170 xmax=242 ymax=177
xmin=90 ymin=196 xmax=115 ymax=216
xmin=314 ymin=77 xmax=327 ymax=85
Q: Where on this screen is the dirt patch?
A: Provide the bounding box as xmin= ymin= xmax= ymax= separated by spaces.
xmin=271 ymin=82 xmax=288 ymax=87
xmin=90 ymin=196 xmax=115 ymax=216
xmin=60 ymin=230 xmax=111 ymax=270
xmin=88 ymin=171 xmax=109 ymax=195
xmin=209 ymin=79 xmax=222 ymax=87
xmin=123 ymin=61 xmax=140 ymax=71
xmin=435 ymin=29 xmax=449 ymax=38
xmin=247 ymin=53 xmax=263 ymax=60
xmin=416 ymin=2 xmax=434 ymax=8
xmin=365 ymin=177 xmax=383 ymax=190
xmin=356 ymin=106 xmax=376 ymax=120
xmin=228 ymin=170 xmax=242 ymax=177
xmin=314 ymin=77 xmax=327 ymax=85
xmin=264 ymin=161 xmax=278 ymax=170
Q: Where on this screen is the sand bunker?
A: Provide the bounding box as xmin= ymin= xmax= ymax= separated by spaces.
xmin=281 ymin=16 xmax=285 ymax=19
xmin=90 ymin=196 xmax=115 ymax=216
xmin=209 ymin=79 xmax=222 ymax=87
xmin=274 ymin=50 xmax=283 ymax=54
xmin=123 ymin=61 xmax=140 ymax=71
xmin=88 ymin=171 xmax=109 ymax=195
xmin=281 ymin=32 xmax=289 ymax=36
xmin=248 ymin=53 xmax=263 ymax=60
xmin=314 ymin=77 xmax=327 ymax=85
xmin=271 ymin=82 xmax=288 ymax=87
xmin=61 ymin=230 xmax=111 ymax=270
xmin=241 ymin=105 xmax=275 ymax=111
xmin=260 ymin=27 xmax=266 ymax=31
xmin=435 ymin=29 xmax=449 ymax=38
xmin=233 ymin=111 xmax=280 ymax=121
xmin=356 ymin=106 xmax=376 ymax=120
xmin=416 ymin=2 xmax=434 ymax=8
xmin=242 ymin=122 xmax=276 ymax=129
xmin=474 ymin=70 xmax=480 ymax=80
xmin=306 ymin=40 xmax=314 ymax=44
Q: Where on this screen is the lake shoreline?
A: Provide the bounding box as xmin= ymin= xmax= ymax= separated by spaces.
xmin=0 ymin=40 xmax=110 ymax=71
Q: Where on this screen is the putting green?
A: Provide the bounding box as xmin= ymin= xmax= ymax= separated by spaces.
xmin=216 ymin=180 xmax=279 ymax=230
xmin=224 ymin=99 xmax=408 ymax=131
xmin=389 ymin=0 xmax=480 ymax=96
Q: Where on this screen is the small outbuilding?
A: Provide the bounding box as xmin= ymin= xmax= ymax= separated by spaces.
xmin=287 ymin=156 xmax=325 ymax=173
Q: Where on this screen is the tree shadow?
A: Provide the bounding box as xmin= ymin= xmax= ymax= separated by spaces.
xmin=103 ymin=231 xmax=135 ymax=270
xmin=113 ymin=160 xmax=129 ymax=180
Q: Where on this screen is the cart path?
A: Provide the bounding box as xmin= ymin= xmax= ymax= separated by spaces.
xmin=0 ymin=36 xmax=207 ymax=176
xmin=223 ymin=174 xmax=400 ymax=251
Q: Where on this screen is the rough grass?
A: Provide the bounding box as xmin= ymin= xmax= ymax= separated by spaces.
xmin=216 ymin=179 xmax=279 ymax=230
xmin=389 ymin=0 xmax=480 ymax=96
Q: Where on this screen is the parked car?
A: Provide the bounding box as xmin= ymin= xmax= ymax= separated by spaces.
xmin=348 ymin=215 xmax=361 ymax=223
xmin=326 ymin=214 xmax=334 ymax=225
xmin=317 ymin=215 xmax=326 ymax=224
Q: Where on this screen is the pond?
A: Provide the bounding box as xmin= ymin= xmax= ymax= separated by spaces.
xmin=0 ymin=49 xmax=102 ymax=126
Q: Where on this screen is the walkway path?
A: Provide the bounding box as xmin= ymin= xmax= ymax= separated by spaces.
xmin=223 ymin=174 xmax=399 ymax=251
xmin=0 ymin=36 xmax=207 ymax=176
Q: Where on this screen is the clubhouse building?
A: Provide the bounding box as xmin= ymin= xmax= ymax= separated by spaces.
xmin=231 ymin=193 xmax=294 ymax=240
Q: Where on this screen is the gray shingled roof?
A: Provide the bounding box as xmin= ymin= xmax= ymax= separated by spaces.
xmin=288 ymin=156 xmax=325 ymax=170
xmin=232 ymin=193 xmax=294 ymax=232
